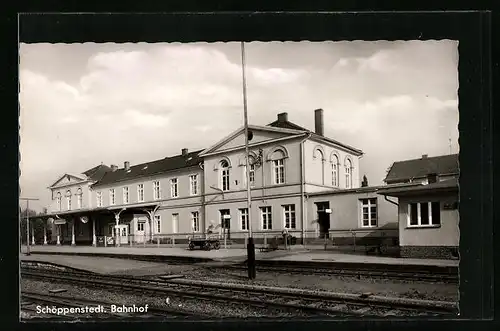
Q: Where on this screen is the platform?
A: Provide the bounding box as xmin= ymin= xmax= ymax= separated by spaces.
xmin=20 ymin=245 xmax=458 ymax=268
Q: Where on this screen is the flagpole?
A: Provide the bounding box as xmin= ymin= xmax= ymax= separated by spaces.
xmin=241 ymin=41 xmax=256 ymax=279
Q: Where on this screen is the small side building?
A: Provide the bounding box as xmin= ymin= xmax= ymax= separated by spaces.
xmin=378 ymin=154 xmax=459 ymax=259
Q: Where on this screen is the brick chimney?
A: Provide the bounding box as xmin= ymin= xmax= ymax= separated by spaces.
xmin=277 ymin=112 xmax=288 ymax=123
xmin=111 ymin=165 xmax=118 ymax=172
xmin=182 ymin=148 xmax=188 ymax=157
xmin=314 ymin=108 xmax=324 ymax=136
xmin=124 ymin=161 xmax=130 ymax=171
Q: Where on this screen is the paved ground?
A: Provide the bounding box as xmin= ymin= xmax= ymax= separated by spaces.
xmin=21 ymin=245 xmax=458 ymax=267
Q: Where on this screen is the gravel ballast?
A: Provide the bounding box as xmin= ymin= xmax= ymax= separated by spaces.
xmin=21 ymin=279 xmax=312 ymax=320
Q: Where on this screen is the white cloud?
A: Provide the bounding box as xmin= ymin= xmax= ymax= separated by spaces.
xmin=19 ymin=41 xmax=459 ymax=211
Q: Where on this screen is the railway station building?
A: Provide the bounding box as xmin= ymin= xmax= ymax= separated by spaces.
xmin=38 ymin=110 xmax=458 ymax=257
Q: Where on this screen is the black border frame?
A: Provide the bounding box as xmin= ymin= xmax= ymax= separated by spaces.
xmin=3 ymin=9 xmax=495 ymax=331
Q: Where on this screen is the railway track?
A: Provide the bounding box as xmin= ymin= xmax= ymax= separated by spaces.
xmin=21 ymin=264 xmax=458 ymax=318
xmin=219 ymin=264 xmax=459 ymax=283
xmin=21 ymin=291 xmax=204 ymax=320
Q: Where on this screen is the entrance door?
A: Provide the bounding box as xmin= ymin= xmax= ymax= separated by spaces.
xmin=316 ymin=202 xmax=330 ymax=238
xmin=136 ymin=221 xmax=145 ymax=243
xmin=117 ymin=224 xmax=128 ymax=244
xmin=219 ymin=209 xmax=231 ymax=240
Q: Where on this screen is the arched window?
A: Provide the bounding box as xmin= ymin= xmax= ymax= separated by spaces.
xmin=244 ymin=155 xmax=256 ymax=188
xmin=313 ymin=148 xmax=325 ymax=185
xmin=345 ymin=158 xmax=353 ymax=189
xmin=270 ymin=149 xmax=286 ymax=184
xmin=66 ymin=190 xmax=72 ymax=210
xmin=220 ymin=159 xmax=230 ymax=191
xmin=56 ymin=192 xmax=62 ymax=211
xmin=76 ymin=188 xmax=83 ymax=209
xmin=331 ymin=154 xmax=339 ymax=187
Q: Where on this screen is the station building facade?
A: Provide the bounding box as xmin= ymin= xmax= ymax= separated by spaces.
xmin=40 ymin=109 xmax=457 ymax=257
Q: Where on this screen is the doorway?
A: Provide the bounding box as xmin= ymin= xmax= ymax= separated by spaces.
xmin=117 ymin=224 xmax=128 ymax=245
xmin=219 ymin=209 xmax=231 ymax=240
xmin=136 ymin=221 xmax=146 ymax=243
xmin=315 ymin=201 xmax=330 ymax=238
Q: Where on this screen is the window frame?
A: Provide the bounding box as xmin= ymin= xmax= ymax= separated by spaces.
xmin=109 ymin=188 xmax=116 ymax=206
xmin=96 ymin=191 xmax=103 ymax=207
xmin=360 ymin=198 xmax=378 ymax=228
xmin=191 ymin=211 xmax=200 ymax=232
xmin=331 ymin=155 xmax=339 ymax=187
xmin=153 ymin=180 xmax=161 ymax=200
xmin=137 ymin=184 xmax=145 ymax=202
xmin=170 ymin=178 xmax=178 ymax=198
xmin=220 ymin=160 xmax=230 ymax=191
xmin=123 ymin=186 xmax=129 ymax=204
xmin=137 ymin=221 xmax=145 ymax=232
xmin=66 ymin=190 xmax=72 ymax=210
xmin=345 ymin=158 xmax=353 ymax=189
xmin=273 ymin=158 xmax=285 ymax=185
xmin=154 ymin=215 xmax=161 ymax=234
xmin=260 ymin=206 xmax=273 ymax=230
xmin=407 ymin=201 xmax=442 ymax=228
xmin=283 ymin=204 xmax=296 ymax=229
xmin=56 ymin=192 xmax=62 ymax=211
xmin=189 ymin=174 xmax=199 ymax=196
xmin=239 ymin=208 xmax=249 ymax=231
xmin=76 ymin=188 xmax=83 ymax=209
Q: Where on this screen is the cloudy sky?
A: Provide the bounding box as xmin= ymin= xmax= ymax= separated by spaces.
xmin=19 ymin=41 xmax=459 ymax=211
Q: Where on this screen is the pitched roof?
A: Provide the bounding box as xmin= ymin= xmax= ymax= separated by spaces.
xmin=83 ymin=164 xmax=113 ymax=181
xmin=378 ymin=178 xmax=458 ymax=196
xmin=92 ymin=150 xmax=204 ymax=188
xmin=267 ymin=119 xmax=309 ymax=131
xmin=267 ymin=120 xmax=363 ymax=156
xmin=384 ymin=154 xmax=459 ymax=183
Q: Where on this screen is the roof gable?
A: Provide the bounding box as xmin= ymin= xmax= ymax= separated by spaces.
xmin=93 ymin=150 xmax=203 ymax=188
xmin=49 ymin=174 xmax=87 ymax=188
xmin=385 ymin=154 xmax=459 ymax=183
xmin=199 ymin=125 xmax=305 ymax=156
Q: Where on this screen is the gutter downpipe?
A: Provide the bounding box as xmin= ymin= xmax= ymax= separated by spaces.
xmin=384 ymin=195 xmax=399 ymax=207
xmin=299 ymin=132 xmax=312 ymax=245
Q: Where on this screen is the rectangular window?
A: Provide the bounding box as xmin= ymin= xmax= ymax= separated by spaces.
xmin=360 ymin=198 xmax=377 ymax=227
xmin=239 ymin=208 xmax=249 ymax=230
xmin=170 ymin=178 xmax=178 ymax=198
xmin=189 ymin=175 xmax=198 ymax=195
xmin=154 ymin=215 xmax=161 ymax=234
xmin=123 ymin=187 xmax=129 ymax=204
xmin=137 ymin=222 xmax=144 ymax=232
xmin=172 ymin=213 xmax=179 ymax=233
xmin=137 ymin=184 xmax=144 ymax=202
xmin=273 ymin=159 xmax=285 ymax=184
xmin=96 ymin=192 xmax=103 ymax=207
xmin=109 ymin=189 xmax=115 ymax=205
xmin=153 ymin=180 xmax=161 ymax=200
xmin=191 ymin=212 xmax=200 ymax=232
xmin=261 ymin=206 xmax=272 ymax=230
xmin=220 ymin=209 xmax=230 ymax=229
xmin=221 ymin=169 xmax=230 ymax=191
xmin=408 ymin=202 xmax=441 ymax=227
xmin=283 ymin=205 xmax=296 ymax=229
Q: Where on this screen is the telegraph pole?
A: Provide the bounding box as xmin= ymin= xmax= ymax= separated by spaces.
xmin=241 ymin=42 xmax=256 ymax=279
xmin=20 ymin=197 xmax=39 ymax=256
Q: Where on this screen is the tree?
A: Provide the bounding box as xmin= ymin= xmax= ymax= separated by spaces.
xmin=361 ymin=175 xmax=369 ymax=187
xmin=20 ymin=208 xmax=49 ymax=244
